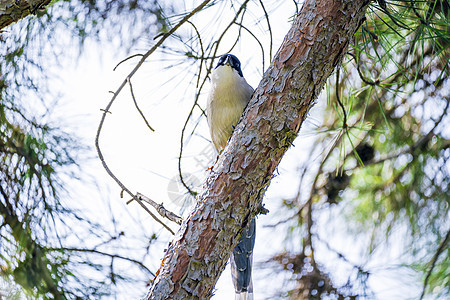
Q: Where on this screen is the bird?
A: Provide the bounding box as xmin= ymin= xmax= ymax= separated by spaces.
xmin=206 ymin=53 xmax=255 ymax=300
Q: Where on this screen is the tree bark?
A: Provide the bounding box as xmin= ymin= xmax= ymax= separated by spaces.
xmin=0 ymin=0 xmax=50 ymax=30
xmin=146 ymin=0 xmax=370 ymax=299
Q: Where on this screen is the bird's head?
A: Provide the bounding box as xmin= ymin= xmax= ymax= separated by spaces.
xmin=215 ymin=54 xmax=244 ymax=77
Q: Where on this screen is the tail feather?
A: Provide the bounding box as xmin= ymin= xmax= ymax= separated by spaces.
xmin=235 ymin=291 xmax=254 ymax=300
xmin=231 ymin=218 xmax=256 ymax=299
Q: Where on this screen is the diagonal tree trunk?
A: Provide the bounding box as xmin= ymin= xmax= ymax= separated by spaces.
xmin=146 ymin=0 xmax=370 ymax=298
xmin=0 ymin=0 xmax=50 ymax=30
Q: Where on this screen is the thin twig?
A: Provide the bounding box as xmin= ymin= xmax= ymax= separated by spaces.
xmin=49 ymin=247 xmax=155 ymax=277
xmin=4 ymin=104 xmax=48 ymax=130
xmin=305 ymin=184 xmax=317 ymax=270
xmin=186 ymin=20 xmax=205 ymax=89
xmin=316 ymin=234 xmax=370 ymax=277
xmin=335 ymin=68 xmax=348 ymax=129
xmin=420 ymin=229 xmax=450 ymax=300
xmin=95 ymin=0 xmax=213 ymax=235
xmin=262 ymin=213 xmax=297 ymax=228
xmin=113 ymin=54 xmax=145 ymax=71
xmin=409 ymin=0 xmax=428 ymax=26
xmin=347 ymin=52 xmax=380 ymax=86
xmin=346 ymin=97 xmax=449 ymax=172
xmin=411 ymin=98 xmax=449 ymax=153
xmin=177 ymin=92 xmax=202 ymax=197
xmin=127 ymin=78 xmax=155 ymax=132
xmin=372 ymin=3 xmax=410 ymax=30
xmin=332 ymin=43 xmax=435 ymax=174
xmin=258 ymin=0 xmax=273 ymax=61
xmin=177 ymin=0 xmax=250 ymax=196
xmin=234 ymin=21 xmax=265 ymax=72
xmin=173 ymin=21 xmax=207 ymax=197
xmin=131 ymin=193 xmax=183 ymax=225
xmin=226 ymin=8 xmax=247 ymax=54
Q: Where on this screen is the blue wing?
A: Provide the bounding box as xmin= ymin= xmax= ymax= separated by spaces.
xmin=230 ymin=218 xmax=256 ymax=299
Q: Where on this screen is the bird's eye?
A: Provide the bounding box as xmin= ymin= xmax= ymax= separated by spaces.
xmin=216 ymin=56 xmax=226 ymax=68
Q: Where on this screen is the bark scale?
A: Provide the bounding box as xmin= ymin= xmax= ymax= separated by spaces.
xmin=146 ymin=0 xmax=370 ymax=299
xmin=0 ymin=0 xmax=50 ymax=30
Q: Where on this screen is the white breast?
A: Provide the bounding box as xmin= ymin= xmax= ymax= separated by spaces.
xmin=207 ymin=66 xmax=254 ymax=152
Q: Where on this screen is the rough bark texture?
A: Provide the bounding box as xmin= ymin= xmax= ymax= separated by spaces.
xmin=0 ymin=0 xmax=50 ymax=30
xmin=146 ymin=0 xmax=370 ymax=299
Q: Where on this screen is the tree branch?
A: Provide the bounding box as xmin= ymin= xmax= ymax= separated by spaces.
xmin=0 ymin=0 xmax=51 ymax=30
xmin=49 ymin=246 xmax=156 ymax=277
xmin=420 ymin=229 xmax=450 ymax=300
xmin=146 ymin=0 xmax=371 ymax=298
xmin=127 ymin=78 xmax=155 ymax=132
xmin=95 ymin=0 xmax=213 ymax=234
xmin=131 ymin=192 xmax=183 ymax=225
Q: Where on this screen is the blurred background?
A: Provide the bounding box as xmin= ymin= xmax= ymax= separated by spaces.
xmin=1 ymin=0 xmax=449 ymax=299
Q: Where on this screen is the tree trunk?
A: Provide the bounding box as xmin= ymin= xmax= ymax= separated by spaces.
xmin=146 ymin=0 xmax=370 ymax=298
xmin=0 ymin=0 xmax=50 ymax=30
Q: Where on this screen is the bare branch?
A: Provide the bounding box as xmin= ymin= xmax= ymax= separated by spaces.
xmin=346 ymin=52 xmax=380 ymax=86
xmin=113 ymin=54 xmax=145 ymax=71
xmin=257 ymin=0 xmax=273 ymax=61
xmin=335 ymin=67 xmax=348 ymax=129
xmin=234 ymin=21 xmax=265 ymax=71
xmin=127 ymin=77 xmax=155 ymax=132
xmin=49 ymin=247 xmax=156 ymax=277
xmin=131 ymin=192 xmax=183 ymax=225
xmin=346 ymin=97 xmax=450 ymax=171
xmin=316 ymin=234 xmax=370 ymax=277
xmin=420 ymin=229 xmax=450 ymax=300
xmin=0 ymin=0 xmax=51 ymax=30
xmin=95 ymin=0 xmax=213 ymax=234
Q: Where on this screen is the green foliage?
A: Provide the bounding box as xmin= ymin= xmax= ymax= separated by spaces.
xmin=0 ymin=276 xmax=24 ymax=300
xmin=274 ymin=0 xmax=449 ymax=298
xmin=344 ymin=0 xmax=449 ymax=275
xmin=1 ymin=0 xmax=170 ymax=298
xmin=0 ymin=82 xmax=83 ymax=298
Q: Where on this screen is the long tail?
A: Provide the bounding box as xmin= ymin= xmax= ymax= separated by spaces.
xmin=234 ymin=291 xmax=253 ymax=300
xmin=231 ymin=218 xmax=256 ymax=300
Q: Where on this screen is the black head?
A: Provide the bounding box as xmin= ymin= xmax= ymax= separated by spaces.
xmin=215 ymin=54 xmax=243 ymax=77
